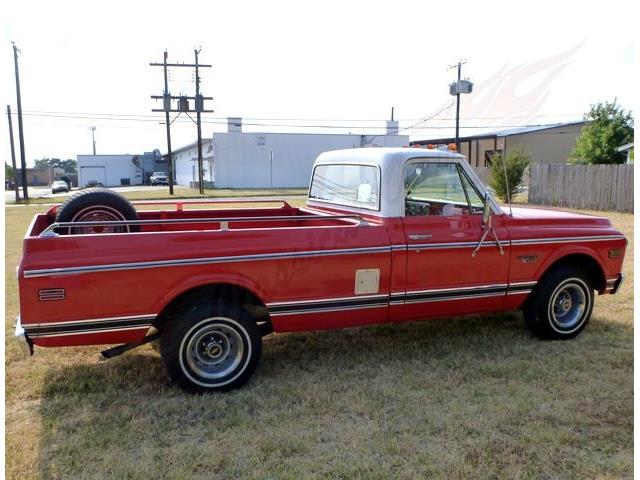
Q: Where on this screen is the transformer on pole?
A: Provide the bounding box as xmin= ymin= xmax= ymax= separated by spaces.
xmin=449 ymin=60 xmax=473 ymax=151
xmin=150 ymin=50 xmax=213 ymax=194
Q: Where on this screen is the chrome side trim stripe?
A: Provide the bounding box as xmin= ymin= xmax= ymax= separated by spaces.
xmin=23 ymin=314 xmax=156 ymax=338
xmin=268 ymin=294 xmax=389 ymax=316
xmin=268 ymin=281 xmax=535 ymax=315
xmin=404 ymin=292 xmax=506 ymax=304
xmin=23 ymin=246 xmax=392 ymax=278
xmin=23 ymin=234 xmax=624 ymax=278
xmin=408 ymin=241 xmax=508 ymax=251
xmin=511 ymin=235 xmax=625 ymax=246
xmin=29 ymin=325 xmax=151 ymax=339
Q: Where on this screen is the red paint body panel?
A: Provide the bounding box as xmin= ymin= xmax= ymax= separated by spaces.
xmin=18 ymin=201 xmax=626 ymax=349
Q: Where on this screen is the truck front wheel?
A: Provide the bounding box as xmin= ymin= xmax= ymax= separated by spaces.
xmin=523 ymin=265 xmax=594 ymax=340
xmin=160 ymin=304 xmax=262 ymax=393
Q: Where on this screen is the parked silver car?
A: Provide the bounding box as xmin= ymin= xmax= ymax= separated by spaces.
xmin=51 ymin=180 xmax=69 ymax=194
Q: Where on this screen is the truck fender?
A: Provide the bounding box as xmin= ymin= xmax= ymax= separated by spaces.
xmin=531 ymin=244 xmax=607 ymax=289
xmin=152 ymin=271 xmax=270 ymax=316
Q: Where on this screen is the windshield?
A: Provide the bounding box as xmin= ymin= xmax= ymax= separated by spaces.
xmin=153 ymin=172 xmax=166 ymax=176
xmin=309 ymin=164 xmax=380 ymax=210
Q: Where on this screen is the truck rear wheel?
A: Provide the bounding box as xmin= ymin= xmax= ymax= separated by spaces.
xmin=523 ymin=265 xmax=594 ymax=339
xmin=55 ymin=188 xmax=139 ymax=234
xmin=160 ymin=304 xmax=262 ymax=393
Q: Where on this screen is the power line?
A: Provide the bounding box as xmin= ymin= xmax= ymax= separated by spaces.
xmin=11 ymin=109 xmax=586 ymax=122
xmin=10 ymin=111 xmax=581 ymax=131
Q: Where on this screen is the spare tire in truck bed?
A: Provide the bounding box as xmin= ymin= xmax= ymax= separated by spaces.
xmin=55 ymin=188 xmax=139 ymax=235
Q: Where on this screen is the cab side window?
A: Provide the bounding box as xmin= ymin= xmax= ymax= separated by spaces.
xmin=404 ymin=162 xmax=485 ymax=216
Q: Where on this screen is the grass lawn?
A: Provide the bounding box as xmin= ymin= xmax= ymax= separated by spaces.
xmin=4 ymin=202 xmax=633 ymax=479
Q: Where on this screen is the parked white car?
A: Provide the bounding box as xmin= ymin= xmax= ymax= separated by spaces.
xmin=150 ymin=172 xmax=169 ymax=186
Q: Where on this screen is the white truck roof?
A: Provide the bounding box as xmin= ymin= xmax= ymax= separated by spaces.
xmin=309 ymin=147 xmax=497 ymax=218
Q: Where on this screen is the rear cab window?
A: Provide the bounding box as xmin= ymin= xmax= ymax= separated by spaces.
xmin=309 ymin=164 xmax=380 ymax=210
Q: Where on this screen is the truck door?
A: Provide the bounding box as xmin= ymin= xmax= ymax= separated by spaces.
xmin=398 ymin=160 xmax=510 ymax=320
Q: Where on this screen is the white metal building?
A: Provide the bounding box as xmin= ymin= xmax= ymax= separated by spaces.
xmin=170 ymin=118 xmax=409 ymax=188
xmin=173 ymin=140 xmax=215 ymax=188
xmin=77 ymin=155 xmax=142 ymax=187
xmin=77 ymin=151 xmax=165 ymax=187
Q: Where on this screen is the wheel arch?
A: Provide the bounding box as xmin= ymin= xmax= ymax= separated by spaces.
xmin=153 ymin=276 xmax=270 ymax=330
xmin=535 ymin=251 xmax=607 ymax=293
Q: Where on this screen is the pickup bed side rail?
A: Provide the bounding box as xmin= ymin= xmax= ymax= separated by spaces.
xmin=39 ymin=214 xmax=369 ymax=237
xmin=131 ymin=198 xmax=293 ymax=210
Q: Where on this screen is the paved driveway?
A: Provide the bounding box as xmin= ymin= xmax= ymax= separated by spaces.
xmin=5 ymin=185 xmax=162 ymax=203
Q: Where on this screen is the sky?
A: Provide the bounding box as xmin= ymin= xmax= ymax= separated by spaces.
xmin=1 ymin=0 xmax=636 ymax=166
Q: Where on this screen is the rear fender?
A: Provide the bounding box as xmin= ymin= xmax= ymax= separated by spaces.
xmin=152 ymin=271 xmax=269 ymax=315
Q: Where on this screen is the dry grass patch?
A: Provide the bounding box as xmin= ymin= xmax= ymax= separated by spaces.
xmin=5 ymin=203 xmax=633 ymax=479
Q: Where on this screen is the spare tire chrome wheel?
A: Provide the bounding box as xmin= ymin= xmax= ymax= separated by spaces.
xmin=523 ymin=266 xmax=594 ymax=340
xmin=161 ymin=304 xmax=262 ymax=393
xmin=70 ymin=205 xmax=129 ymax=234
xmin=54 ymin=188 xmax=139 ymax=235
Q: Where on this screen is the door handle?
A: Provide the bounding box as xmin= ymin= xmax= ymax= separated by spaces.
xmin=409 ymin=234 xmax=432 ymax=241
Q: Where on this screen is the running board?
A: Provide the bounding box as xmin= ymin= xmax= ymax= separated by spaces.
xmin=101 ymin=332 xmax=160 ymax=359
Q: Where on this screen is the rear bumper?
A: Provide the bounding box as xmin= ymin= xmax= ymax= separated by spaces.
xmin=15 ymin=316 xmax=33 ymax=356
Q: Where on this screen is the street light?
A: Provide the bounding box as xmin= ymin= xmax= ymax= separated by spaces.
xmin=89 ymin=126 xmax=96 ymax=155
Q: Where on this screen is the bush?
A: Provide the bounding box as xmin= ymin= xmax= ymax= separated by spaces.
xmin=489 ymin=147 xmax=530 ymax=202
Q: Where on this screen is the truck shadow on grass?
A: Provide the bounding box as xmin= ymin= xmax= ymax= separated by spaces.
xmin=36 ymin=312 xmax=633 ymax=478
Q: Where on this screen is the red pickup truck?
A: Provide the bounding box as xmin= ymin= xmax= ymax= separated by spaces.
xmin=16 ymin=148 xmax=626 ymax=393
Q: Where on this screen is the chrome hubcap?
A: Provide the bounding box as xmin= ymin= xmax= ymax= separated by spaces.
xmin=550 ymin=282 xmax=587 ymax=329
xmin=70 ymin=206 xmax=128 ymax=234
xmin=185 ymin=323 xmax=244 ymax=380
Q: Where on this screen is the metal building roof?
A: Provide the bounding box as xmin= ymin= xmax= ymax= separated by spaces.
xmin=411 ymin=120 xmax=586 ymax=145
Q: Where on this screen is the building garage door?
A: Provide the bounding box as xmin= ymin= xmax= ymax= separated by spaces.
xmin=80 ymin=166 xmax=106 ymax=187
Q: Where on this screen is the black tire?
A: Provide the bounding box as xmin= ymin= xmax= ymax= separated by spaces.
xmin=160 ymin=303 xmax=262 ymax=393
xmin=523 ymin=265 xmax=594 ymax=340
xmin=55 ymin=187 xmax=139 ymax=235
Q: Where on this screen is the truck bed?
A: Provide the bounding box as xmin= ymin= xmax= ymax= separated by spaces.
xmin=19 ymin=198 xmax=392 ymax=347
xmin=27 ymin=199 xmax=368 ymax=237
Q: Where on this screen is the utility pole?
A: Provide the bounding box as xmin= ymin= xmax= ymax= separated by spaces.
xmin=6 ymin=105 xmax=20 ymax=202
xmin=449 ymin=60 xmax=473 ymax=152
xmin=13 ymin=43 xmax=28 ymax=200
xmin=194 ymin=48 xmax=204 ymax=194
xmin=89 ymin=126 xmax=96 ymax=155
xmin=151 ymin=49 xmax=213 ymax=195
xmin=455 ymin=61 xmax=461 ymax=148
xmin=162 ymin=51 xmax=174 ymax=195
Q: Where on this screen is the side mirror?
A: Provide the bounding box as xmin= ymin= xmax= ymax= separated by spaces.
xmin=482 ymin=193 xmax=492 ymax=226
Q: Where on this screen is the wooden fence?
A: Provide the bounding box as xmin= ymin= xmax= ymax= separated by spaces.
xmin=529 ymin=164 xmax=634 ymax=213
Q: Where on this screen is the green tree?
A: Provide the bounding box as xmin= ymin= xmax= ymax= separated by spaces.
xmin=5 ymin=162 xmax=14 ymax=180
xmin=489 ymin=147 xmax=531 ymax=202
xmin=569 ymin=100 xmax=634 ymax=164
xmin=34 ymin=157 xmax=77 ymax=173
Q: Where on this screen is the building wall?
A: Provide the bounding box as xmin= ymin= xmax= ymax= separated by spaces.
xmin=77 ymin=155 xmax=143 ymax=187
xmin=459 ymin=124 xmax=584 ymax=167
xmin=213 ymin=133 xmax=409 ymax=188
xmin=503 ymin=123 xmax=584 ymax=164
xmin=173 ymin=141 xmax=214 ymax=187
xmin=15 ymin=167 xmax=65 ymax=186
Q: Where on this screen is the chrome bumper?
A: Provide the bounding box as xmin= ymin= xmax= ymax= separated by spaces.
xmin=610 ymin=273 xmax=624 ymax=295
xmin=15 ymin=316 xmax=33 ymax=356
